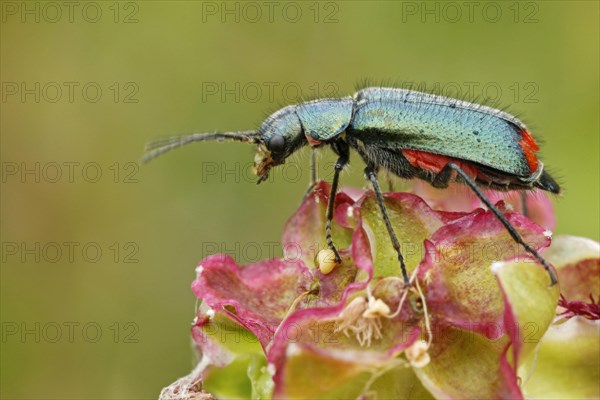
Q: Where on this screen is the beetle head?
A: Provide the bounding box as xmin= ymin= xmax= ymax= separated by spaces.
xmin=253 ymin=106 xmax=306 ymax=184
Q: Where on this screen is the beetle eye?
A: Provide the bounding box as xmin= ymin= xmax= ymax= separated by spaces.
xmin=268 ymin=135 xmax=285 ymax=154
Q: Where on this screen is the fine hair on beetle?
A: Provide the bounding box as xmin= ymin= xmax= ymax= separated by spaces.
xmin=143 ymin=86 xmax=560 ymax=286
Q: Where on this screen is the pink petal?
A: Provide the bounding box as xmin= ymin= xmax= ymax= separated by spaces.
xmin=480 ymin=190 xmax=556 ymax=232
xmin=268 ymin=220 xmax=374 ymax=390
xmin=418 ymin=207 xmax=551 ymax=338
xmin=410 ymin=181 xmax=556 ymax=231
xmin=192 ymin=255 xmax=313 ymax=348
xmin=410 ymin=180 xmax=479 ymax=213
xmin=269 ymin=215 xmax=425 ymax=397
xmin=545 ymin=235 xmax=600 ymax=306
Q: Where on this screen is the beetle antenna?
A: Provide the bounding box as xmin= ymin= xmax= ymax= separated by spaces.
xmin=141 ymin=131 xmax=261 ymax=164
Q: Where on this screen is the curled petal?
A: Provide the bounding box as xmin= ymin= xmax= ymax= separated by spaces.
xmin=545 ymin=235 xmax=600 ymax=306
xmin=192 ymin=255 xmax=314 ymax=348
xmin=493 ymin=259 xmax=560 ymax=367
xmin=418 ymin=207 xmax=551 ymax=338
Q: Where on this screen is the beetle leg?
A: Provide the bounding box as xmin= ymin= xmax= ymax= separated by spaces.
xmin=386 ymin=172 xmax=395 ymax=192
xmin=325 ymin=141 xmax=350 ymax=264
xmin=302 ymin=149 xmax=318 ymax=202
xmin=365 ymin=165 xmax=410 ymax=286
xmin=311 ymin=148 xmax=318 ymax=184
xmin=431 ymin=163 xmax=454 ymax=188
xmin=520 ymin=191 xmax=529 ymax=218
xmin=436 ymin=162 xmax=557 ymax=286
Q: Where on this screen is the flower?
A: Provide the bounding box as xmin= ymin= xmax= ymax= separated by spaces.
xmin=160 ymin=181 xmax=597 ymax=400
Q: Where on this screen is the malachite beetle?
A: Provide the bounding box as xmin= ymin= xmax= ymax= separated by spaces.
xmin=143 ymin=87 xmax=560 ymax=286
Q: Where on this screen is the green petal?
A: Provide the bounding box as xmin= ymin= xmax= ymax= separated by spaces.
xmin=279 ymin=343 xmax=433 ymax=399
xmin=248 ymin=354 xmax=274 ymax=400
xmin=494 ymin=259 xmax=560 ymax=362
xmin=360 ymin=192 xmax=464 ymax=278
xmin=520 ymin=317 xmax=600 ymax=399
xmin=414 ymin=324 xmax=520 ymax=399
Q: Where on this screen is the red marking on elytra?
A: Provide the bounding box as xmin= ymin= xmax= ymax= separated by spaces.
xmin=304 ymin=132 xmax=322 ymax=147
xmin=521 ymin=130 xmax=540 ymax=151
xmin=402 ymin=149 xmax=478 ymax=180
xmin=518 ymin=130 xmax=539 ymax=173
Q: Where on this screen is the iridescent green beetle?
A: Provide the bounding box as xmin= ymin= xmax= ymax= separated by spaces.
xmin=143 ymin=87 xmax=560 ymax=285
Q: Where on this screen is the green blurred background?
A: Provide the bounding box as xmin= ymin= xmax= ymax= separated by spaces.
xmin=1 ymin=1 xmax=598 ymax=399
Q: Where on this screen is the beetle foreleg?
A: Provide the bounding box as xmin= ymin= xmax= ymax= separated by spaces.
xmin=325 ymin=141 xmax=350 ymax=264
xmin=365 ymin=165 xmax=410 ymax=286
xmin=438 ymin=162 xmax=558 ymax=286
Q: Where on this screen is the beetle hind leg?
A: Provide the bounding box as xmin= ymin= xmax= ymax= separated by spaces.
xmin=431 ymin=164 xmax=454 ymax=189
xmin=520 ymin=192 xmax=530 ymax=218
xmin=436 ymin=162 xmax=558 ymax=286
xmin=365 ymin=165 xmax=411 ymax=286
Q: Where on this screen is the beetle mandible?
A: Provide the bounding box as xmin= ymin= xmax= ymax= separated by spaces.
xmin=143 ymin=87 xmax=560 ymax=286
